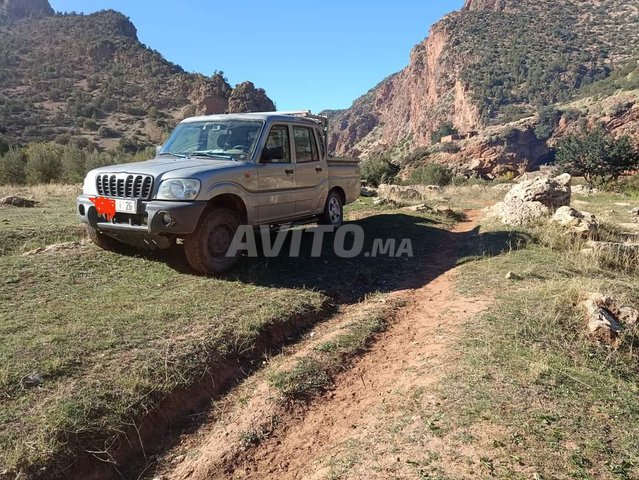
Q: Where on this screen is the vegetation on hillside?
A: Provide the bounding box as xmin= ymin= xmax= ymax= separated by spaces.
xmin=443 ymin=0 xmax=639 ymax=121
xmin=0 ymin=142 xmax=154 ymax=185
xmin=0 ymin=8 xmax=274 ymax=148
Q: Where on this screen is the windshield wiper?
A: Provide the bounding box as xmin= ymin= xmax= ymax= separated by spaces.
xmin=189 ymin=151 xmax=234 ymax=160
xmin=158 ymin=152 xmax=188 ymax=159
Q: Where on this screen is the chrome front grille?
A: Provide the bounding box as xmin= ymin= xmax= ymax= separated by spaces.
xmin=96 ymin=174 xmax=153 ymax=199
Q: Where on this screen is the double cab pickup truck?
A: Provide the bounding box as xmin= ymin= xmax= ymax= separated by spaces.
xmin=77 ymin=111 xmax=360 ymax=274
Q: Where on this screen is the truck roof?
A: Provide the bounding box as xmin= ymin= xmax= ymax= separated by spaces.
xmin=181 ymin=111 xmax=326 ymax=128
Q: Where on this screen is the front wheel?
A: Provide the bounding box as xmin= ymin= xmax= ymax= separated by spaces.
xmin=319 ymin=190 xmax=344 ymax=227
xmin=184 ymin=208 xmax=241 ymax=275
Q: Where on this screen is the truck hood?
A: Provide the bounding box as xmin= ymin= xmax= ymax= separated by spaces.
xmin=89 ymin=156 xmax=243 ymax=179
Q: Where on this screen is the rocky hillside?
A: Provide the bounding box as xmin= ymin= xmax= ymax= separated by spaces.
xmin=329 ymin=0 xmax=639 ymax=166
xmin=0 ymin=0 xmax=275 ymax=150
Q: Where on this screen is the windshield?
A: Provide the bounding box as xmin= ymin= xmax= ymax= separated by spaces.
xmin=160 ymin=120 xmax=264 ymax=161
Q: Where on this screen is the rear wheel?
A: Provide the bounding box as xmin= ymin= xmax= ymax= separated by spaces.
xmin=86 ymin=226 xmax=121 ymax=251
xmin=319 ymin=190 xmax=344 ymax=227
xmin=184 ymin=208 xmax=241 ymax=275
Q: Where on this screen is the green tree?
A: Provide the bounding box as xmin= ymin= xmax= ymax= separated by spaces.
xmin=25 ymin=143 xmax=64 ymax=184
xmin=0 ymin=135 xmax=10 ymax=156
xmin=534 ymin=106 xmax=560 ymax=140
xmin=0 ymin=148 xmax=26 ymax=185
xmin=361 ymin=156 xmax=399 ymax=187
xmin=556 ymin=127 xmax=639 ymax=187
xmin=409 ymin=163 xmax=454 ymax=186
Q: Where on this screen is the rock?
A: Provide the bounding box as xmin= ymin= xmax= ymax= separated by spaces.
xmin=405 ymin=204 xmax=431 ymax=212
xmin=378 ymin=184 xmax=421 ymax=203
xmin=0 ymin=196 xmax=37 ymax=208
xmin=551 ymin=206 xmax=599 ymax=239
xmin=505 ymin=271 xmax=521 ymax=280
xmin=22 ymin=241 xmax=86 ymax=256
xmin=572 ymin=185 xmax=598 ymax=195
xmin=631 ymin=207 xmax=639 ymax=220
xmin=491 ymin=183 xmax=514 ymax=191
xmin=586 ymin=240 xmax=639 ymax=256
xmin=21 ymin=374 xmax=44 ymax=389
xmin=582 ymin=293 xmax=639 ymax=345
xmin=504 ymin=174 xmax=571 ymax=210
xmin=489 ymin=198 xmax=550 ymax=226
xmin=433 ymin=205 xmax=455 ymax=216
xmin=360 ymin=186 xmax=378 ymax=198
xmin=582 ymin=296 xmax=623 ymax=344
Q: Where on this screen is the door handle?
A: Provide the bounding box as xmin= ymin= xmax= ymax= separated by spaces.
xmin=285 ymin=169 xmax=294 ymax=175
xmin=315 ymin=167 xmax=323 ymax=172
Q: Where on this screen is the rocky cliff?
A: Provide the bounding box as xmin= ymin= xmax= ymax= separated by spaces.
xmin=0 ymin=0 xmax=275 ymax=149
xmin=0 ymin=0 xmax=53 ymax=24
xmin=329 ymin=0 xmax=639 ymax=174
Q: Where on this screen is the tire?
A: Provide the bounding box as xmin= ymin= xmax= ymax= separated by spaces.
xmin=86 ymin=226 xmax=122 ymax=251
xmin=319 ymin=190 xmax=344 ymax=227
xmin=184 ymin=208 xmax=242 ymax=275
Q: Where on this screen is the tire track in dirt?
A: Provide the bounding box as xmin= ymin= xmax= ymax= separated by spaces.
xmin=162 ymin=211 xmax=486 ymax=480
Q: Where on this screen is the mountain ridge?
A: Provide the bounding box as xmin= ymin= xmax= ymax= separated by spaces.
xmin=0 ymin=0 xmax=275 ymax=150
xmin=328 ymin=0 xmax=639 ymax=172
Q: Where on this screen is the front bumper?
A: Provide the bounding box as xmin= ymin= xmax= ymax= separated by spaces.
xmin=77 ymin=195 xmax=207 ymax=236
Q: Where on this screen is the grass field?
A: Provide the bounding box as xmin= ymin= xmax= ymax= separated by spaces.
xmin=0 ymin=186 xmax=454 ymax=478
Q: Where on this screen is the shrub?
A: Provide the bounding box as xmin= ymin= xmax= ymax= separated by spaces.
xmin=430 ymin=123 xmax=458 ymax=144
xmin=361 ymin=156 xmax=399 ymax=187
xmin=25 ymin=143 xmax=65 ymax=184
xmin=409 ymin=163 xmax=454 ymax=186
xmin=60 ymin=145 xmax=87 ymax=183
xmin=534 ymin=106 xmax=561 ymax=140
xmin=556 ymin=127 xmax=639 ymax=187
xmin=0 ymin=148 xmax=26 ymax=185
xmin=0 ymin=134 xmax=10 ymax=155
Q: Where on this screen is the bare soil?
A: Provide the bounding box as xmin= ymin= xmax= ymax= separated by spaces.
xmin=157 ymin=211 xmax=488 ymax=480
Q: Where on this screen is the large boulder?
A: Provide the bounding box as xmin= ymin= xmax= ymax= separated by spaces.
xmin=504 ymin=173 xmax=571 ymax=210
xmin=489 ymin=198 xmax=550 ymax=226
xmin=0 ymin=196 xmax=37 ymax=207
xmin=551 ymin=206 xmax=599 ymax=239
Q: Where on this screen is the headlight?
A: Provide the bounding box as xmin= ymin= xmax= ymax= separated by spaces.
xmin=157 ymin=179 xmax=201 ymax=200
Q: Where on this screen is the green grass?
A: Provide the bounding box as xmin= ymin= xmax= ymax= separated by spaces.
xmin=268 ymin=298 xmax=398 ymax=401
xmin=443 ymin=217 xmax=639 ymax=479
xmin=0 ymin=186 xmax=454 ymax=477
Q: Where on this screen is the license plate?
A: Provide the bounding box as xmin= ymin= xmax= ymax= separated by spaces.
xmin=115 ymin=199 xmax=137 ymax=214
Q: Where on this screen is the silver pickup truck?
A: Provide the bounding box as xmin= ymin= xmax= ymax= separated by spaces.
xmin=77 ymin=111 xmax=360 ymax=274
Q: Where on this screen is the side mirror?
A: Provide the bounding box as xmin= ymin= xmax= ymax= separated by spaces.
xmin=155 ymin=145 xmax=162 ymax=155
xmin=260 ymin=146 xmax=284 ymax=163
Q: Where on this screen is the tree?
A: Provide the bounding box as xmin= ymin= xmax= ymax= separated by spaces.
xmin=534 ymin=106 xmax=560 ymax=140
xmin=556 ymin=127 xmax=639 ymax=187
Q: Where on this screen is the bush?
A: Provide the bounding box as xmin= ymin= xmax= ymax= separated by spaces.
xmin=616 ymin=174 xmax=639 ymax=195
xmin=409 ymin=163 xmax=454 ymax=186
xmin=556 ymin=127 xmax=639 ymax=187
xmin=534 ymin=106 xmax=561 ymax=140
xmin=0 ymin=148 xmax=27 ymax=185
xmin=25 ymin=143 xmax=65 ymax=184
xmin=0 ymin=135 xmax=10 ymax=156
xmin=361 ymin=156 xmax=399 ymax=187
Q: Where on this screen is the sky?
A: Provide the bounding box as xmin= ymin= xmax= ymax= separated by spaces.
xmin=49 ymin=1 xmax=464 ymax=113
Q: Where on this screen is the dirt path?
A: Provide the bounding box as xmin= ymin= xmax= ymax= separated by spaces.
xmin=161 ymin=211 xmax=486 ymax=480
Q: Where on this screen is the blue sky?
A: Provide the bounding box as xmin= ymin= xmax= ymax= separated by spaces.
xmin=49 ymin=1 xmax=464 ymax=112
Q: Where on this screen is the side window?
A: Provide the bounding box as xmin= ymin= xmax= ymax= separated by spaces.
xmin=262 ymin=125 xmax=291 ymax=163
xmin=293 ymin=127 xmax=319 ymax=163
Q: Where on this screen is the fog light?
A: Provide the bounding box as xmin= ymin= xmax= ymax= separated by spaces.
xmin=161 ymin=212 xmax=174 ymax=227
xmin=79 ymin=204 xmax=85 ymax=216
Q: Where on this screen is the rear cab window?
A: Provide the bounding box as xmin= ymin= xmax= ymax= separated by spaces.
xmin=293 ymin=126 xmax=319 ymax=163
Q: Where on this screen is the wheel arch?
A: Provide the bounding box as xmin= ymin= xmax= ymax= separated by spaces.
xmin=208 ymin=193 xmax=248 ymax=224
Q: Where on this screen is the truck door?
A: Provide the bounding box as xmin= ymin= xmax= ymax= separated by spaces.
xmin=292 ymin=126 xmax=328 ymax=216
xmin=255 ymin=124 xmax=296 ymax=223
